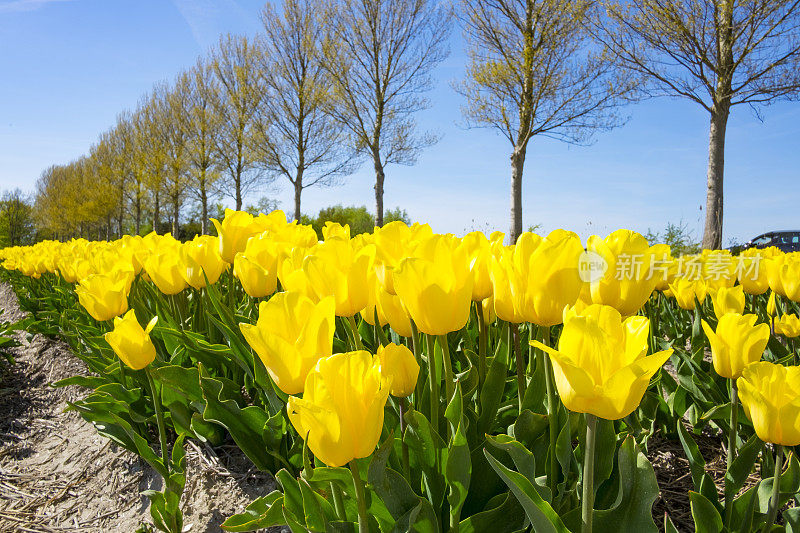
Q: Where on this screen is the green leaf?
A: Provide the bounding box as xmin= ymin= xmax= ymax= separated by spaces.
xmin=477 ymin=346 xmax=508 ymax=436
xmin=689 ymin=491 xmax=723 ymax=533
xmin=724 ymin=433 xmax=762 ymax=498
xmin=483 ymin=448 xmax=570 ymax=533
xmin=444 ymin=384 xmax=472 ymax=528
xmin=677 ymin=421 xmax=720 ymax=506
xmin=221 ymin=492 xmax=285 ymax=531
xmin=459 ymin=491 xmax=526 ymax=533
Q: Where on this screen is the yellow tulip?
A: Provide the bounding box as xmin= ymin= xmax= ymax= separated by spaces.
xmin=322 ymin=221 xmax=350 ymax=241
xmin=361 ymin=280 xmax=414 ymax=338
xmin=288 ymin=350 xmax=390 ymax=467
xmin=710 ymin=285 xmax=745 ymax=318
xmin=373 ymin=221 xmax=418 ymax=295
xmin=180 ymin=235 xmax=228 ymax=289
xmin=531 ymin=304 xmax=672 ymax=420
xmin=145 ymin=250 xmax=188 ymax=295
xmin=394 ymin=235 xmax=473 ymax=335
xmin=667 ymin=277 xmax=706 ymax=310
xmin=737 ymin=248 xmax=770 ymax=295
xmin=769 ymin=254 xmax=800 ymax=302
xmin=489 ymin=245 xmax=526 ymax=323
xmin=767 ymin=292 xmax=777 ymax=317
xmin=516 ymin=229 xmax=585 ymax=327
xmin=233 ymin=253 xmax=278 ymax=298
xmin=701 ymin=314 xmax=770 ymax=379
xmin=700 ymin=249 xmax=737 ymax=292
xmin=460 ymin=231 xmax=493 ymax=302
xmin=239 ymin=292 xmax=335 ymax=394
xmin=737 ymin=362 xmax=800 ymax=446
xmin=377 ymin=343 xmax=419 ymax=397
xmin=481 ymin=296 xmax=496 ymax=326
xmin=586 ymin=230 xmax=667 ymax=316
xmin=774 ymin=314 xmax=800 ymax=338
xmin=75 ymin=270 xmax=131 ymax=321
xmin=303 ymin=239 xmax=375 ymax=317
xmin=104 ymin=310 xmax=158 ymax=370
xmin=211 ymin=209 xmax=258 ymax=263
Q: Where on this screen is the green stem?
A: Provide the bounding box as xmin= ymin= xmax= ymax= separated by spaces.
xmin=350 ymin=460 xmax=369 ymax=533
xmin=399 ymin=398 xmax=410 ymax=479
xmin=476 ymin=302 xmax=488 ymax=396
xmin=426 ymin=334 xmax=440 ymax=437
xmin=146 ymin=367 xmax=169 ymax=474
xmin=725 ymin=380 xmax=739 ymax=528
xmin=438 ymin=334 xmax=455 ymax=404
xmin=410 ymin=320 xmax=422 ymax=410
xmin=511 ymin=323 xmax=525 ymax=409
xmin=761 ymin=445 xmax=784 ymax=533
xmin=542 ymin=326 xmax=558 ymax=498
xmin=331 ymin=481 xmax=346 ymax=522
xmin=374 ymin=308 xmax=390 ymax=347
xmin=347 ymin=315 xmax=364 ymax=351
xmin=582 ymin=414 xmax=597 ymax=533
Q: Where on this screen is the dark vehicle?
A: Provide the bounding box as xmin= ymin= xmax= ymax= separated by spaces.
xmin=742 ymin=231 xmax=800 ymax=253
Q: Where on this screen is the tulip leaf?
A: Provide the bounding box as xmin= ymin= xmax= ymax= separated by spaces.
xmin=784 ymin=507 xmax=800 ymax=533
xmin=368 ymin=434 xmax=422 ymax=519
xmin=485 ymin=433 xmax=550 ymax=502
xmin=458 ymin=491 xmax=527 ymax=533
xmin=404 ymin=410 xmax=447 ymax=513
xmin=664 ymin=513 xmax=680 ymax=533
xmin=689 ymin=491 xmax=723 ymax=533
xmin=510 ymin=409 xmax=549 ymax=449
xmin=299 ymin=477 xmax=335 ymax=532
xmin=484 ymin=448 xmax=571 ymax=533
xmin=445 ymin=384 xmax=472 ymax=528
xmin=221 ymin=492 xmax=285 ymax=531
xmin=199 ymin=371 xmax=273 ymax=471
xmin=388 ymin=500 xmax=440 ymax=533
xmin=724 ymin=433 xmax=763 ymax=498
xmin=477 ymin=346 xmax=508 ymax=437
xmin=677 ymin=421 xmax=720 ymax=506
xmin=755 ymin=451 xmax=800 ymax=513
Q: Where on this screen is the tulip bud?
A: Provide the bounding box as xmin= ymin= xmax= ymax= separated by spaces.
xmin=774 ymin=313 xmax=800 ymax=338
xmin=104 ymin=310 xmax=158 ymax=370
xmin=75 ymin=270 xmax=132 ymax=321
xmin=211 ymin=209 xmax=258 ymax=263
xmin=377 ymin=343 xmax=419 ymax=397
xmin=180 ymin=235 xmax=227 ymax=289
xmin=737 ymin=362 xmax=800 ymax=446
xmin=710 ymin=285 xmax=745 ymax=318
xmin=701 ymin=314 xmax=770 ymax=379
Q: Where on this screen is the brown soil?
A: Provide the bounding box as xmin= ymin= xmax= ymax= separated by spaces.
xmin=0 ymin=283 xmax=282 ymax=533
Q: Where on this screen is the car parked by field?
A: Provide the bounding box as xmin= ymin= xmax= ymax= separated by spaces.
xmin=742 ymin=230 xmax=800 ymax=253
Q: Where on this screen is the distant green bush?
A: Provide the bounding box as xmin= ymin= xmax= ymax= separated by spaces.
xmin=304 ymin=204 xmax=412 ymax=239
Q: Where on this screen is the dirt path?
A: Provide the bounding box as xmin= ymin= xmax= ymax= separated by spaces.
xmin=0 ymin=283 xmax=280 ymax=533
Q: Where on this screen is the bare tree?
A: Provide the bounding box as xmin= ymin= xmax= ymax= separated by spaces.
xmin=322 ymin=0 xmax=451 ymax=226
xmin=595 ymin=0 xmax=800 ymax=249
xmin=181 ymin=61 xmax=221 ymax=234
xmin=210 ymin=34 xmax=267 ymax=210
xmin=254 ymin=0 xmax=358 ymax=221
xmin=457 ymin=0 xmax=635 ymax=243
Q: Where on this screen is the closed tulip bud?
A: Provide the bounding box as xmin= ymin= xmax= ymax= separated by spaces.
xmin=481 ymin=296 xmax=496 ymax=326
xmin=394 ymin=235 xmax=473 ymax=335
xmin=489 ymin=246 xmax=525 ymax=323
xmin=104 ymin=310 xmax=158 ymax=370
xmin=377 ymin=343 xmax=419 ymax=397
xmin=737 ymin=362 xmax=800 ymax=446
xmin=303 ymin=239 xmax=375 ymax=317
xmin=362 ymin=281 xmax=414 ymax=338
xmin=211 ymin=209 xmax=258 ymax=264
xmin=288 ymin=351 xmax=390 ymax=467
xmin=586 ymin=230 xmax=664 ymax=316
xmin=774 ymin=314 xmax=800 ymax=338
xmin=531 ymin=304 xmax=672 ymax=420
xmin=767 ymin=292 xmax=777 ymax=317
xmin=145 ymin=250 xmax=187 ymax=295
xmin=181 ymin=235 xmax=227 ymax=289
xmin=737 ymin=248 xmax=770 ymax=295
xmin=516 ymin=229 xmax=585 ymax=327
xmin=764 ymin=253 xmax=800 ymax=300
xmin=240 ymin=292 xmax=335 ymax=394
xmin=711 ymin=285 xmax=745 ymax=318
xmin=76 ymin=270 xmax=131 ymax=321
xmin=460 ymin=231 xmax=494 ymax=302
xmin=701 ymin=314 xmax=770 ymax=379
xmin=233 ymin=253 xmax=278 ymax=298
xmin=667 ymin=278 xmax=706 ymax=310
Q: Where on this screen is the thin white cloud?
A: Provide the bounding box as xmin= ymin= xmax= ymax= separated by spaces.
xmin=170 ymin=0 xmax=250 ymax=51
xmin=0 ymin=0 xmax=71 ymax=13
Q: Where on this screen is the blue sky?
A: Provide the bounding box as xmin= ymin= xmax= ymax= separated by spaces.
xmin=1 ymin=0 xmax=798 ymax=245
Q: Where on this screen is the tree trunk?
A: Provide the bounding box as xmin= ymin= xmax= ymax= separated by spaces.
xmin=509 ymin=146 xmax=526 ymax=244
xmin=201 ymin=187 xmax=209 ymax=235
xmin=235 ymin=163 xmax=243 ymax=211
xmin=294 ymin=178 xmax=303 ymax=222
xmin=153 ymin=191 xmax=160 ymax=234
xmin=135 ymin=194 xmax=142 ymax=236
xmin=373 ymin=153 xmax=385 ymax=227
xmin=118 ymin=187 xmax=125 ymax=237
xmin=702 ymin=109 xmax=729 ymax=250
xmin=172 ymin=197 xmax=180 ymax=237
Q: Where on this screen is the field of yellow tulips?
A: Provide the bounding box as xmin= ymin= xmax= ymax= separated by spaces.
xmin=1 ymin=209 xmax=799 ymax=533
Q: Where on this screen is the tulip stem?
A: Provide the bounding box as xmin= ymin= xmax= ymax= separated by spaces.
xmin=350 ymin=461 xmax=369 ymax=533
xmin=542 ymin=326 xmax=558 ymax=498
xmin=761 ymin=445 xmax=784 ymax=533
xmin=410 ymin=320 xmax=422 ymax=409
xmin=399 ymin=398 xmax=410 ymax=479
xmin=426 ymin=334 xmax=440 ymax=438
xmin=582 ymin=414 xmax=597 ymax=533
xmin=146 ymin=367 xmax=170 ymax=474
xmin=438 ymin=334 xmax=455 ymax=405
xmin=330 ymin=481 xmax=346 ymax=522
xmin=347 ymin=315 xmax=364 ymax=351
xmin=511 ymin=323 xmax=525 ymax=410
xmin=725 ymin=380 xmax=739 ymax=527
xmin=476 ymin=302 xmax=488 ymax=395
